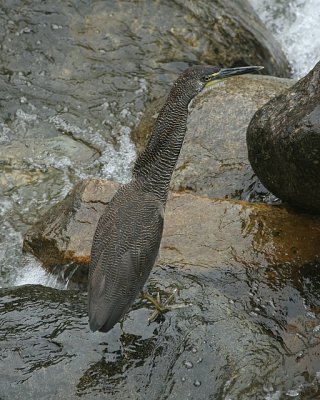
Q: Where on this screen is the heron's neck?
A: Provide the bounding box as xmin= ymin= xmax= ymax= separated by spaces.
xmin=133 ymin=93 xmax=190 ymax=203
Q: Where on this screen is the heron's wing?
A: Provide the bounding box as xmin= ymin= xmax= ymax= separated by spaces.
xmin=89 ymin=202 xmax=114 ymax=279
xmin=88 ymin=192 xmax=164 ymax=332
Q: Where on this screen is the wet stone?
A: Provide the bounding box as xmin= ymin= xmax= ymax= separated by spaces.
xmin=183 ymin=361 xmax=193 ymax=369
xmin=1 ymin=262 xmax=320 ymax=399
xmin=0 ymin=0 xmax=289 ymax=137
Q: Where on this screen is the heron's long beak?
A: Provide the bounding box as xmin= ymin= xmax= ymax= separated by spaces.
xmin=205 ymin=65 xmax=264 ymax=88
xmin=217 ymin=65 xmax=264 ymax=79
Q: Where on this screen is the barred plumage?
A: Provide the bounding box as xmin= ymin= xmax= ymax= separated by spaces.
xmin=88 ymin=65 xmax=262 ymax=332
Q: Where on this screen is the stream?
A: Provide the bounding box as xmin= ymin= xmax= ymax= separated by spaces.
xmin=0 ymin=1 xmax=320 ymax=399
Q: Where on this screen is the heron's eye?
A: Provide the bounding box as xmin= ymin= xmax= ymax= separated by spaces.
xmin=201 ymin=75 xmax=211 ymax=83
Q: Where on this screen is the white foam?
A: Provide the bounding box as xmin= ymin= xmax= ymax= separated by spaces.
xmin=100 ymin=125 xmax=136 ymax=183
xmin=49 ymin=114 xmax=137 ymax=183
xmin=0 ymin=218 xmax=64 ymax=289
xmin=13 ymin=256 xmax=65 ymax=289
xmin=250 ymin=0 xmax=320 ymax=78
xmin=16 ymin=108 xmax=38 ymax=121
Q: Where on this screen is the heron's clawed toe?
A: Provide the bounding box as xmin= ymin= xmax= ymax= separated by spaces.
xmin=141 ymin=288 xmax=191 ymax=323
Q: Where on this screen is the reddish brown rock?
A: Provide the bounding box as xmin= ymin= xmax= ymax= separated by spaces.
xmin=23 ymin=179 xmax=320 ymax=284
xmin=163 ymin=194 xmax=320 ymax=268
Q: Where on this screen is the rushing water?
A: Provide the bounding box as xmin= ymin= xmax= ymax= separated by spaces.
xmin=250 ymin=0 xmax=320 ymax=78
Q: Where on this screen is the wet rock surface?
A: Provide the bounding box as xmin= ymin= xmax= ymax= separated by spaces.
xmin=1 ymin=263 xmax=320 ymax=399
xmin=132 ymin=75 xmax=293 ymax=201
xmin=247 ymin=61 xmax=320 ymax=212
xmin=23 ymin=179 xmax=320 ymax=286
xmin=0 ymin=0 xmax=289 ymax=146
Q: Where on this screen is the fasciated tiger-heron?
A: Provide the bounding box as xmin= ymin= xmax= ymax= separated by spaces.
xmin=88 ymin=64 xmax=263 ymax=333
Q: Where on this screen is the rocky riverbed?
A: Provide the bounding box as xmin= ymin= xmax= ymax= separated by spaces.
xmin=1 ymin=0 xmax=320 ymax=399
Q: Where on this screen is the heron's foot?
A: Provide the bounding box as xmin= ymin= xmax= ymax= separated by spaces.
xmin=141 ymin=288 xmax=191 ymax=323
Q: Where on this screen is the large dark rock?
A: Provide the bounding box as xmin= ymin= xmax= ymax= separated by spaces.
xmin=132 ymin=75 xmax=293 ymax=201
xmin=23 ymin=179 xmax=320 ymax=286
xmin=1 ymin=262 xmax=320 ymax=399
xmin=247 ymin=61 xmax=320 ymax=212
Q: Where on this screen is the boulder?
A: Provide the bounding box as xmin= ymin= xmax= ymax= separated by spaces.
xmin=0 ymin=0 xmax=289 ymax=126
xmin=23 ymin=179 xmax=320 ymax=286
xmin=247 ymin=61 xmax=320 ymax=212
xmin=132 ymin=75 xmax=294 ymax=201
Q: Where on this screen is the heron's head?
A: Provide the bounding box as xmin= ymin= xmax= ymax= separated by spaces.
xmin=175 ymin=65 xmax=264 ymax=100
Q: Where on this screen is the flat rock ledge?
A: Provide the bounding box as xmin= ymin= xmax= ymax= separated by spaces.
xmin=23 ymin=179 xmax=320 ymax=284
